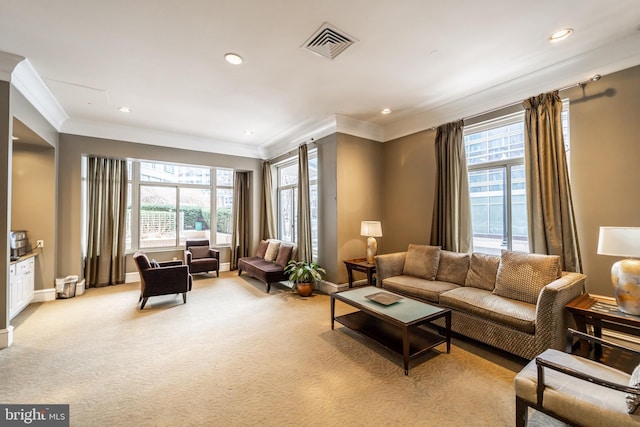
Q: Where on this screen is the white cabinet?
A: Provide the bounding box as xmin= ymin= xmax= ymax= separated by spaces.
xmin=9 ymin=256 xmax=35 ymax=319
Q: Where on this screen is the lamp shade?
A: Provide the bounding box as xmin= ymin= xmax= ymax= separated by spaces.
xmin=597 ymin=227 xmax=640 ymax=257
xmin=360 ymin=221 xmax=382 ymax=237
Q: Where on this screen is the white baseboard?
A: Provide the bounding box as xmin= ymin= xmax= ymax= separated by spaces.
xmin=33 ymin=288 xmax=57 ymax=302
xmin=0 ymin=326 xmax=14 ymax=349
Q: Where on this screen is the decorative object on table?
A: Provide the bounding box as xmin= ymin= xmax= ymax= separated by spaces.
xmin=360 ymin=220 xmax=383 ymax=264
xmin=284 ymin=259 xmax=326 ymax=297
xmin=597 ymin=226 xmax=640 ymax=315
xmin=365 ymin=291 xmax=403 ymax=306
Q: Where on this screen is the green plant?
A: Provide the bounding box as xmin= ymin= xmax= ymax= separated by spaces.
xmin=284 ymin=260 xmax=326 ymax=284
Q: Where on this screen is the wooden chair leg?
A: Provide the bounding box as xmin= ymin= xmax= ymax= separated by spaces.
xmin=140 ymin=297 xmax=148 ymax=309
xmin=266 ymin=282 xmax=271 ymax=293
xmin=515 ymin=396 xmax=529 ymax=427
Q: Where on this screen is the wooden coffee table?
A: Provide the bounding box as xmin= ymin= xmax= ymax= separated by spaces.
xmin=331 ymin=286 xmax=451 ymax=375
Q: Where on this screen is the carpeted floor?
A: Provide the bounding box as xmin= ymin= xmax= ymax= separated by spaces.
xmin=1 ymin=272 xmax=563 ymax=426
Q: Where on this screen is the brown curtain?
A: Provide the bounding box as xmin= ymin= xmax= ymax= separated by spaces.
xmin=259 ymin=161 xmax=276 ymax=240
xmin=85 ymin=157 xmax=128 ymax=287
xmin=523 ymin=91 xmax=582 ymax=272
xmin=231 ymin=171 xmax=250 ymax=270
xmin=296 ymin=144 xmax=312 ymax=262
xmin=430 ymin=120 xmax=472 ymax=253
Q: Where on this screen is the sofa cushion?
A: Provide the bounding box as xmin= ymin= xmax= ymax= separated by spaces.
xmin=382 ymin=276 xmax=459 ymax=304
xmin=627 ymin=364 xmax=640 ymax=414
xmin=189 ymin=245 xmax=210 ymax=259
xmin=256 ymin=240 xmax=269 ymax=258
xmin=464 ymin=253 xmax=501 ymax=291
xmin=493 ymin=250 xmax=562 ymax=305
xmin=440 ymin=287 xmax=536 ymax=334
xmin=264 ymin=240 xmax=281 ymax=262
xmin=275 ymin=243 xmax=294 ymax=267
xmin=436 ymin=250 xmax=470 ymax=285
xmin=403 ymin=244 xmax=440 ymax=280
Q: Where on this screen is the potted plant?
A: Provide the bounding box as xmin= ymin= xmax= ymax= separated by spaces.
xmin=284 ymin=259 xmax=326 ymax=297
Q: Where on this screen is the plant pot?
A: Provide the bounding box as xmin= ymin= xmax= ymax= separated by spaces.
xmin=296 ymin=282 xmax=314 ymax=297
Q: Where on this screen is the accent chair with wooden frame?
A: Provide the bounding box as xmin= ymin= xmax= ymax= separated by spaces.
xmin=184 ymin=239 xmax=220 ymax=276
xmin=133 ymin=251 xmax=192 ymax=309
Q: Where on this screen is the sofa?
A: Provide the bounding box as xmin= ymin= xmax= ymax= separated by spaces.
xmin=375 ymin=244 xmax=586 ymax=360
xmin=238 ymin=239 xmax=296 ymax=293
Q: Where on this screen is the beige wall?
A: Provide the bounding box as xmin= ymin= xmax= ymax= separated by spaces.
xmin=12 ymin=143 xmax=56 ymax=291
xmin=381 ymin=64 xmax=640 ymax=298
xmin=57 ymin=134 xmax=262 ymax=279
xmin=0 ymin=81 xmax=10 ymax=329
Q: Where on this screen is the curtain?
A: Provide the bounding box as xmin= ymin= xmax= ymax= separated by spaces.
xmin=297 ymin=144 xmax=313 ymax=262
xmin=231 ymin=171 xmax=250 ymax=270
xmin=523 ymin=91 xmax=582 ymax=272
xmin=430 ymin=120 xmax=473 ymax=253
xmin=259 ymin=161 xmax=276 ymax=240
xmin=85 ymin=157 xmax=128 ymax=288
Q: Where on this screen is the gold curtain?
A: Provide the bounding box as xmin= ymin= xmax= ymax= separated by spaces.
xmin=523 ymin=91 xmax=582 ymax=272
xmin=85 ymin=157 xmax=128 ymax=287
xmin=231 ymin=171 xmax=250 ymax=270
xmin=259 ymin=161 xmax=276 ymax=240
xmin=297 ymin=144 xmax=312 ymax=262
xmin=430 ymin=120 xmax=472 ymax=253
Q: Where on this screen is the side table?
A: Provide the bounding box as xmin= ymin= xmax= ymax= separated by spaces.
xmin=565 ymin=293 xmax=640 ymax=357
xmin=343 ymin=258 xmax=376 ymax=288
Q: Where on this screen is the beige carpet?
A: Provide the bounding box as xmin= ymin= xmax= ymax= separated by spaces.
xmin=1 ymin=272 xmax=562 ymax=426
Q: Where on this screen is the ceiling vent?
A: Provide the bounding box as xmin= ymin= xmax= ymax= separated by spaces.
xmin=302 ymin=22 xmax=357 ymax=60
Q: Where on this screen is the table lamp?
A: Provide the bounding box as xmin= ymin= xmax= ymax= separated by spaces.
xmin=597 ymin=226 xmax=640 ymax=315
xmin=361 ymin=221 xmax=383 ymax=265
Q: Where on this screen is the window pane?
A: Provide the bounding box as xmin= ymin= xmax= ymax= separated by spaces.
xmin=126 ymin=183 xmax=132 ymax=251
xmin=140 ymin=162 xmax=210 ymax=185
xmin=464 ymin=121 xmax=525 ymax=165
xmin=179 ymin=188 xmax=211 ymax=246
xmin=279 ymin=188 xmax=295 ymax=243
xmin=469 ymin=168 xmax=505 ymax=255
xmin=139 ymin=186 xmax=177 ymax=248
xmin=216 ymin=188 xmax=233 ymax=245
xmin=511 ymin=165 xmax=529 ymax=252
xmin=279 ymin=163 xmax=298 ymax=186
xmin=217 ymin=169 xmax=233 ymax=187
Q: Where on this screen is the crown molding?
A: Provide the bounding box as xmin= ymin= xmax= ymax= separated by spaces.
xmin=335 ymin=114 xmax=384 ymax=142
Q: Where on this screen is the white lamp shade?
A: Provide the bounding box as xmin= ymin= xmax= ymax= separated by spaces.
xmin=360 ymin=221 xmax=382 ymax=237
xmin=597 ymin=227 xmax=640 ymax=257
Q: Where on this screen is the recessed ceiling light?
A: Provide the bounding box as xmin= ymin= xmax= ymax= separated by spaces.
xmin=224 ymin=53 xmax=243 ymax=65
xmin=549 ymin=28 xmax=573 ymax=42
xmin=117 ymin=106 xmax=133 ymax=113
xmin=243 ymin=130 xmax=254 ymax=136
xmin=381 ymin=108 xmax=392 ymax=115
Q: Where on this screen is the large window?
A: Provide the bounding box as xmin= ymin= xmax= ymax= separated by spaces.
xmin=464 ymin=103 xmax=569 ymax=254
xmin=276 ymin=151 xmax=318 ymax=257
xmin=126 ymin=160 xmax=233 ymax=250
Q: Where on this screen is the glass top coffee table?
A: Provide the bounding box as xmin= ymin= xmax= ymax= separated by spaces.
xmin=331 ymin=286 xmax=451 ymax=375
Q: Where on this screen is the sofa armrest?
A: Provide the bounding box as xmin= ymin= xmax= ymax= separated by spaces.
xmin=375 ymin=252 xmax=407 ymax=282
xmin=535 ymin=272 xmax=586 ymax=352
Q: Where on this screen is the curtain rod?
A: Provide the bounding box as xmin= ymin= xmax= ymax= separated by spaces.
xmin=458 ymin=74 xmax=602 ymax=125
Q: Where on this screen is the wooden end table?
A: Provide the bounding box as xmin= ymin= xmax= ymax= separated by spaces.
xmin=565 ymin=293 xmax=640 ymax=357
xmin=343 ymin=258 xmax=376 ymax=288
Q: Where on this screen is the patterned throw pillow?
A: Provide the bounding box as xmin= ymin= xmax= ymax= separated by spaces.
xmin=435 ymin=250 xmax=470 ymax=285
xmin=189 ymin=246 xmax=210 ymax=259
xmin=150 ymin=259 xmax=160 ymax=268
xmin=264 ymin=241 xmax=281 ymax=262
xmin=493 ymin=250 xmax=562 ymax=305
xmin=627 ymin=364 xmax=640 ymax=414
xmin=464 ymin=253 xmax=501 ymax=291
xmin=402 ymin=244 xmax=441 ymax=281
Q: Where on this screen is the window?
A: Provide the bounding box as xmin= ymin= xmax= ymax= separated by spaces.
xmin=125 ymin=160 xmax=233 ymax=250
xmin=464 ymin=102 xmax=569 ymax=254
xmin=276 ymin=150 xmax=318 ymax=258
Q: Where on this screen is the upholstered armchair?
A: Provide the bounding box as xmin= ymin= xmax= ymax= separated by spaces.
xmin=515 ymin=328 xmax=640 ymax=426
xmin=133 ymin=251 xmax=192 ymax=309
xmin=184 ymin=239 xmax=220 ymax=276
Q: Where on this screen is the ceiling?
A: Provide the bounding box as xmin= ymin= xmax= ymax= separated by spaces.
xmin=1 ymin=1 xmax=639 ymax=159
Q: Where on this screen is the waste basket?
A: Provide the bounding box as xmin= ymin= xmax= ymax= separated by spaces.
xmin=56 ymin=275 xmax=78 ymax=299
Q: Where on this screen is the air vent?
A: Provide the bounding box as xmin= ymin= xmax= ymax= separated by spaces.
xmin=302 ymin=23 xmax=357 ymax=60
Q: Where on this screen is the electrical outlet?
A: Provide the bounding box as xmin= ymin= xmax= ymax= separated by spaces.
xmin=36 ymin=240 xmax=44 ymax=248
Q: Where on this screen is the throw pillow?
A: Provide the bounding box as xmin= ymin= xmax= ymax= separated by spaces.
xmin=189 ymin=245 xmax=211 ymax=259
xmin=150 ymin=259 xmax=160 ymax=268
xmin=402 ymin=244 xmax=441 ymax=281
xmin=435 ymin=250 xmax=470 ymax=285
xmin=493 ymin=250 xmax=562 ymax=305
xmin=627 ymin=363 xmax=640 ymax=414
xmin=264 ymin=240 xmax=281 ymax=262
xmin=275 ymin=244 xmax=294 ymax=267
xmin=255 ymin=240 xmax=269 ymax=258
xmin=465 ymin=253 xmax=501 ymax=291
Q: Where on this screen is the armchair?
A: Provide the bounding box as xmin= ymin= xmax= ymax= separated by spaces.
xmin=133 ymin=251 xmax=192 ymax=309
xmin=184 ymin=239 xmax=220 ymax=276
xmin=515 ymin=329 xmax=640 ymax=426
